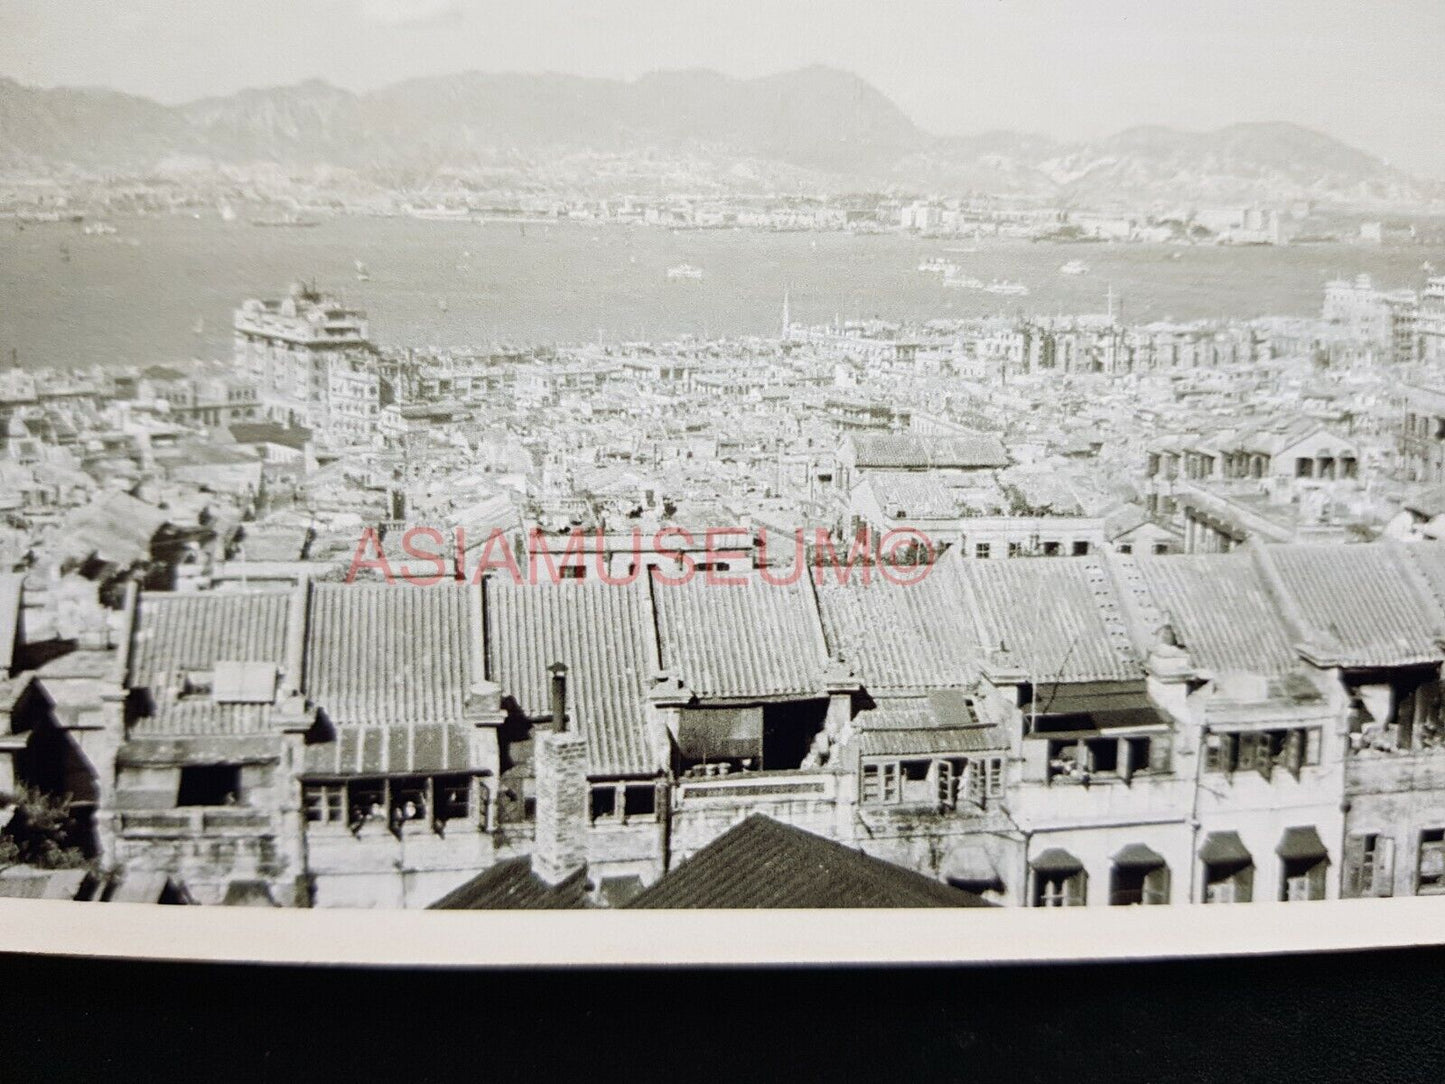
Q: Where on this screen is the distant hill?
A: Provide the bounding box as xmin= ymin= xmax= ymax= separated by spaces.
xmin=0 ymin=68 xmax=1434 ymax=206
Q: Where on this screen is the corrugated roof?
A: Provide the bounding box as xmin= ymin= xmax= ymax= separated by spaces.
xmin=129 ymin=590 xmax=292 ymax=686
xmin=960 ymin=557 xmax=1143 ymax=683
xmin=814 ymin=561 xmax=975 ymax=690
xmin=485 ymin=578 xmax=658 ymax=778
xmin=1263 ymin=543 xmax=1444 ymax=667
xmin=305 ymin=582 xmax=477 ymax=726
xmin=652 ymin=576 xmax=828 ymax=700
xmin=626 ymin=814 xmax=991 ymax=909
xmin=1131 ymin=551 xmax=1300 ymax=675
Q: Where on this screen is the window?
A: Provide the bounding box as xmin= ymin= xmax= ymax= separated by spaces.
xmin=974 ymin=543 xmax=990 ymax=560
xmin=1418 ymin=829 xmax=1445 ymax=895
xmin=1071 ymin=541 xmax=1090 ymax=556
xmin=435 ymin=775 xmax=471 ymax=822
xmin=1117 ymin=543 xmax=1133 ymax=555
xmin=1007 ymin=542 xmax=1021 ymax=558
xmin=861 ymin=761 xmax=900 ymax=804
xmin=1152 ymin=543 xmax=1169 ymax=555
xmin=304 ymin=783 xmax=345 ymax=824
xmin=1206 ymin=728 xmax=1319 ymax=779
xmin=1033 ymin=871 xmax=1086 ymax=907
xmin=1295 ymin=457 xmax=1314 ymax=478
xmin=1047 ymin=735 xmax=1165 ymax=783
xmin=1344 ymin=832 xmax=1395 ymax=898
xmin=590 ymin=785 xmax=617 ymax=821
xmin=1042 ymin=541 xmax=1061 ymax=557
xmin=559 ymin=564 xmax=586 ymax=580
xmin=1203 ymin=862 xmax=1253 ymax=903
xmin=1110 ymin=862 xmax=1170 ymax=906
xmin=177 ymin=764 xmax=242 ymax=807
xmin=1281 ymin=857 xmax=1327 ymax=901
xmin=985 ymin=756 xmax=1004 ymax=798
xmin=623 ymin=783 xmax=657 ymax=820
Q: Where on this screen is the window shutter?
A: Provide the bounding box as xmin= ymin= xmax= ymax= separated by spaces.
xmin=1372 ymin=838 xmax=1396 ymax=898
xmin=1205 ymin=733 xmax=1221 ymax=772
xmin=1148 ymin=734 xmax=1171 ymax=774
xmin=1255 ymin=734 xmax=1273 ymax=781
xmin=1145 ymin=864 xmax=1171 ymax=905
xmin=1343 ymin=834 xmax=1367 ymax=898
xmin=1235 ymin=863 xmax=1254 ymax=903
xmin=1121 ymin=738 xmax=1135 ymax=784
xmin=1305 ymin=728 xmax=1322 ymax=765
xmin=935 ymin=760 xmax=955 ymax=811
xmin=1308 ymin=860 xmax=1327 ymax=900
xmin=1066 ymin=870 xmax=1087 ymax=907
xmin=1284 ymin=730 xmax=1303 ymax=780
xmin=964 ymin=759 xmax=984 ymax=807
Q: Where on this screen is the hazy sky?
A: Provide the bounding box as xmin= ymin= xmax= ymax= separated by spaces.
xmin=4 ymin=0 xmax=1444 ymax=174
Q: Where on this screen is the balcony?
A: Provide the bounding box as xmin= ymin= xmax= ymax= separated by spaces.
xmin=116 ymin=807 xmax=273 ymax=836
xmin=674 ymin=769 xmax=836 ymax=809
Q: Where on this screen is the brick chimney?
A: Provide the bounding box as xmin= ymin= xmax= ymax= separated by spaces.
xmin=533 ymin=663 xmax=588 ymax=886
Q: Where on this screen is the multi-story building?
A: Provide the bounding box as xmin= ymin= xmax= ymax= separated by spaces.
xmin=1401 ymin=382 xmax=1445 ymax=484
xmin=233 ymin=283 xmax=376 ymax=437
xmin=6 ymin=543 xmax=1445 ymax=910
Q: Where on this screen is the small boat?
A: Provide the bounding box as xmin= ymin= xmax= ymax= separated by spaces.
xmin=1059 ymin=260 xmax=1089 ymax=275
xmin=82 ymin=222 xmax=117 ymax=236
xmin=941 ymin=275 xmax=985 ymax=290
xmin=918 ymin=257 xmax=959 ymax=274
xmin=251 ymin=216 xmax=320 ymax=228
xmin=667 ymin=263 xmax=704 ymax=281
xmin=354 ymin=259 xmax=370 ymax=282
xmin=984 ymin=280 xmax=1029 ymax=296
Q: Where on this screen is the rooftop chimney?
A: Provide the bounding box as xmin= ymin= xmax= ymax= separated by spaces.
xmin=549 ymin=661 xmax=569 ymax=732
xmin=532 ymin=725 xmax=588 ymax=887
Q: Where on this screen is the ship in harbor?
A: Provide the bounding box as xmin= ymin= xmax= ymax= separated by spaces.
xmin=251 ymin=215 xmax=321 ymax=228
xmin=666 ymin=263 xmax=704 ymax=280
xmin=1059 ymin=260 xmax=1090 ymax=275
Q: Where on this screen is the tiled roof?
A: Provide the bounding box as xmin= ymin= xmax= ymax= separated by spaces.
xmin=1131 ymin=552 xmax=1300 ymax=675
xmin=849 ymin=433 xmax=1009 ymax=470
xmin=626 ymin=814 xmax=991 ymax=909
xmin=302 ymin=721 xmax=475 ymax=775
xmin=813 ymin=561 xmax=975 ymax=691
xmin=130 ymin=701 xmax=275 ymax=737
xmin=485 ymin=578 xmax=658 ymax=777
xmin=128 ymin=590 xmax=292 ymax=687
xmin=1261 ymin=543 xmax=1445 ymax=667
xmin=1399 ymin=542 xmax=1445 ymax=625
xmin=652 ymin=577 xmax=828 ymax=700
xmin=428 ymin=857 xmax=589 ymax=910
xmin=959 ymin=556 xmax=1143 ymax=683
xmin=304 ymin=582 xmax=478 ymax=726
xmin=859 ymin=472 xmax=958 ymax=519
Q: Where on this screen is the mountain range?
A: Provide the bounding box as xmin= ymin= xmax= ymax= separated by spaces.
xmin=0 ymin=66 xmax=1433 ymax=206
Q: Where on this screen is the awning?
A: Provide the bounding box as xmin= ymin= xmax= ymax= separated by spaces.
xmin=857 ymin=726 xmax=1008 ymax=758
xmin=301 ymin=721 xmax=485 ymax=777
xmin=1030 ymin=848 xmax=1084 ymax=874
xmin=1198 ymin=831 xmax=1252 ymax=866
xmin=678 ymin=707 xmax=762 ymax=761
xmin=1276 ymin=826 xmax=1328 ymax=862
xmin=1028 ymin=681 xmax=1150 ymax=716
xmin=1112 ymin=843 xmax=1166 ymax=869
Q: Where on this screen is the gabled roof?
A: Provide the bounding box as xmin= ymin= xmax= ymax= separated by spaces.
xmin=959 ymin=556 xmax=1143 ymax=684
xmin=1260 ymin=543 xmax=1445 ymax=668
xmin=485 ymin=578 xmax=658 ymax=777
xmin=847 ymin=432 xmax=1008 ymax=470
xmin=652 ymin=577 xmax=829 ymax=700
xmin=304 ymin=582 xmax=478 ymax=726
xmin=626 ymin=814 xmax=991 ymax=909
xmin=1131 ymin=551 xmax=1300 ymax=676
xmin=813 ymin=560 xmax=975 ymax=691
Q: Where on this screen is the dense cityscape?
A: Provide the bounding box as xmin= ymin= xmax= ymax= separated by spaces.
xmin=1 ymin=235 xmax=1445 ymax=909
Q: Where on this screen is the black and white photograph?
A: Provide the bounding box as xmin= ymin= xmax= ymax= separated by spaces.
xmin=1 ymin=0 xmax=1444 ymax=966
